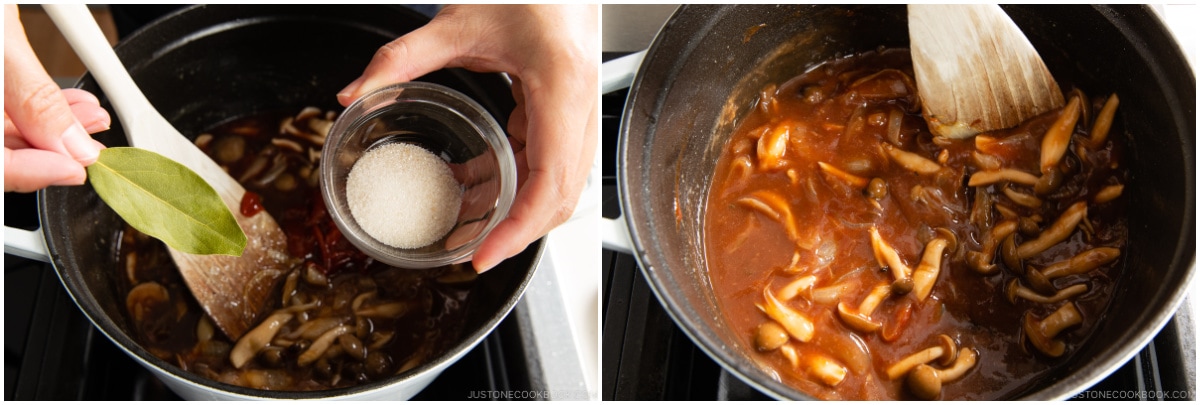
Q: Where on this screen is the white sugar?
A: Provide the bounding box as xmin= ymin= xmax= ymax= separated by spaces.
xmin=346 ymin=143 xmax=462 ymax=249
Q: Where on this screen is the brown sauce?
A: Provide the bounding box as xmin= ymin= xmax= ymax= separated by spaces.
xmin=115 ymin=109 xmax=477 ymax=391
xmin=703 ymin=49 xmax=1127 ymax=400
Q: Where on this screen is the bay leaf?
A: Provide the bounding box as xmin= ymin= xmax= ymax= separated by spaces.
xmin=87 ymin=147 xmax=247 ymax=256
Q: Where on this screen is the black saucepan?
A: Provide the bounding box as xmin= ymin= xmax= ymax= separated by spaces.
xmin=35 ymin=5 xmax=538 ymax=399
xmin=617 ymin=4 xmax=1194 ymax=400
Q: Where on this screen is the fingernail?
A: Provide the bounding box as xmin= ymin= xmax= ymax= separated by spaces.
xmin=50 ymin=166 xmax=88 ymax=186
xmin=337 ymin=77 xmax=365 ymax=105
xmin=473 ymin=257 xmax=499 ymax=274
xmin=61 ymin=123 xmax=102 ymax=165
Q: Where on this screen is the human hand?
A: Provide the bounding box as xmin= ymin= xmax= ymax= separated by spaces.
xmin=337 ymin=5 xmax=598 ymax=273
xmin=5 ymin=4 xmax=109 ymax=193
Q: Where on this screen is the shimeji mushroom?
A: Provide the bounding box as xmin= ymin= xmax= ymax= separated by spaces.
xmin=967 ymin=168 xmax=1039 ymax=187
xmin=883 ymin=143 xmax=944 ymax=175
xmin=777 ymin=275 xmax=817 ymax=301
xmin=1023 ymin=301 xmax=1083 ymax=357
xmin=1017 ymin=201 xmax=1087 ymax=259
xmin=886 ymin=334 xmax=958 ymax=380
xmin=1006 ymin=279 xmax=1088 ymax=304
xmin=1087 ymin=94 xmax=1120 ymax=149
xmin=1026 ymin=247 xmax=1121 ymax=293
xmin=755 ymin=321 xmax=790 ymax=351
xmin=837 ymin=283 xmax=892 ymax=333
xmin=1039 ymin=96 xmax=1083 ymax=176
xmin=757 ymin=287 xmax=815 ymax=342
xmin=230 ymin=311 xmax=294 ymax=368
xmin=968 ymin=219 xmax=1018 ymax=274
xmin=807 ymin=354 xmax=849 ymax=387
xmin=757 ymin=124 xmax=790 ymax=171
xmin=1093 ymin=184 xmax=1124 ymax=205
xmin=906 ymin=348 xmax=979 ymax=400
xmin=819 ymin=161 xmax=870 ymax=189
xmin=1002 ymin=185 xmax=1043 ymax=208
xmin=912 ymin=229 xmax=957 ymax=302
xmin=737 ymin=190 xmax=801 ymax=242
xmin=869 ymin=226 xmax=914 ymax=292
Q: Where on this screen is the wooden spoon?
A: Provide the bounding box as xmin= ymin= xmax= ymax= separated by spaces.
xmin=909 ymin=4 xmax=1065 ymax=139
xmin=45 ymin=4 xmax=288 ymax=340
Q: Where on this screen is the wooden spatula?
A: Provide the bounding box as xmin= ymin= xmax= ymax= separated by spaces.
xmin=44 ymin=4 xmax=287 ymax=340
xmin=908 ymin=4 xmax=1065 ymax=139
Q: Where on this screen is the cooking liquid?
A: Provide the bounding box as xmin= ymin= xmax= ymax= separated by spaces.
xmin=703 ymin=49 xmax=1128 ymax=400
xmin=115 ymin=110 xmax=476 ymax=391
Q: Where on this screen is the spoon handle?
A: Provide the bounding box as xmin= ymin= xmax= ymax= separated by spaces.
xmin=43 ymin=4 xmax=240 ymax=198
xmin=43 ymin=5 xmax=154 ymax=146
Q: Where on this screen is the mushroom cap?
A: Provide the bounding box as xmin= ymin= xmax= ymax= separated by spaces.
xmin=1001 ymin=233 xmax=1022 ymax=274
xmin=967 ymin=251 xmax=998 ymax=274
xmin=934 ymin=227 xmax=958 ymax=254
xmin=755 ymin=321 xmax=790 ymax=351
xmin=1026 ymin=266 xmax=1055 ymax=294
xmin=891 ymin=277 xmax=915 ymax=295
xmin=1023 ymin=312 xmax=1066 ymax=357
xmin=935 ymin=334 xmax=958 ymax=366
xmin=907 ymin=364 xmax=943 ymax=400
xmin=1005 ymin=278 xmax=1021 ymax=305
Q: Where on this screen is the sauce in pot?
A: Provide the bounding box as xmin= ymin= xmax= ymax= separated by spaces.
xmin=116 ymin=108 xmax=478 ymax=391
xmin=703 ymin=49 xmax=1128 ymax=400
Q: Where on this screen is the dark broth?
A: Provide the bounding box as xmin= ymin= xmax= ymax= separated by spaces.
xmin=116 ymin=109 xmax=476 ymax=391
xmin=703 ymin=49 xmax=1128 ymax=400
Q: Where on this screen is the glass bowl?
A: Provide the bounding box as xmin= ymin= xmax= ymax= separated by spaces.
xmin=321 ymin=81 xmax=516 ymax=268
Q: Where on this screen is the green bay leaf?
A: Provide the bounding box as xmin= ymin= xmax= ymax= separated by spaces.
xmin=87 ymin=147 xmax=247 ymax=256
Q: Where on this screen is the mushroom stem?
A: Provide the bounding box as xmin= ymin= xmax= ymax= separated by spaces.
xmin=819 ymin=161 xmax=870 ymax=189
xmin=1042 ymin=247 xmax=1121 ymax=279
xmin=906 ymin=348 xmax=978 ymax=400
xmin=968 ymin=168 xmax=1040 ymax=187
xmin=230 ymin=311 xmax=293 ymax=368
xmin=1093 ymin=184 xmax=1124 ymax=204
xmin=1017 ymin=202 xmax=1088 ymax=259
xmin=883 ymin=143 xmax=943 ymax=175
xmin=297 ymin=325 xmax=353 ymax=367
xmin=1023 ymin=302 xmax=1083 ymax=357
xmin=968 ymin=219 xmax=1018 ymax=274
xmin=1003 ymin=185 xmax=1043 ymax=208
xmin=1088 ymin=94 xmax=1119 ymax=149
xmin=807 ymin=354 xmax=848 ymax=387
xmin=870 ymin=226 xmax=913 ymax=283
xmin=737 ymin=191 xmax=800 ymax=242
xmin=757 ymin=287 xmax=815 ymax=342
xmin=1006 ymin=279 xmax=1088 ymax=304
xmin=837 ymin=283 xmax=891 ymax=333
xmin=1040 ymin=96 xmax=1082 ymax=175
xmin=912 ymin=238 xmax=950 ymax=302
xmin=778 ymin=275 xmax=818 ymax=301
xmin=1028 ymin=247 xmax=1121 ymax=293
xmin=886 ymin=335 xmax=956 ymax=380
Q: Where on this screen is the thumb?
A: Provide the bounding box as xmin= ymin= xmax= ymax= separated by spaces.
xmin=337 ymin=18 xmax=462 ymax=106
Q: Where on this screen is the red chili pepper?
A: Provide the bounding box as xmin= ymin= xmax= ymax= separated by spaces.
xmin=240 ymin=191 xmax=264 ymax=217
xmin=312 ymin=225 xmax=330 ymax=270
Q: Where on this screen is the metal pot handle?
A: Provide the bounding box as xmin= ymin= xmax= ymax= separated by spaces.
xmin=5 ymin=226 xmax=50 ymax=263
xmin=597 ymin=53 xmax=646 ymax=255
